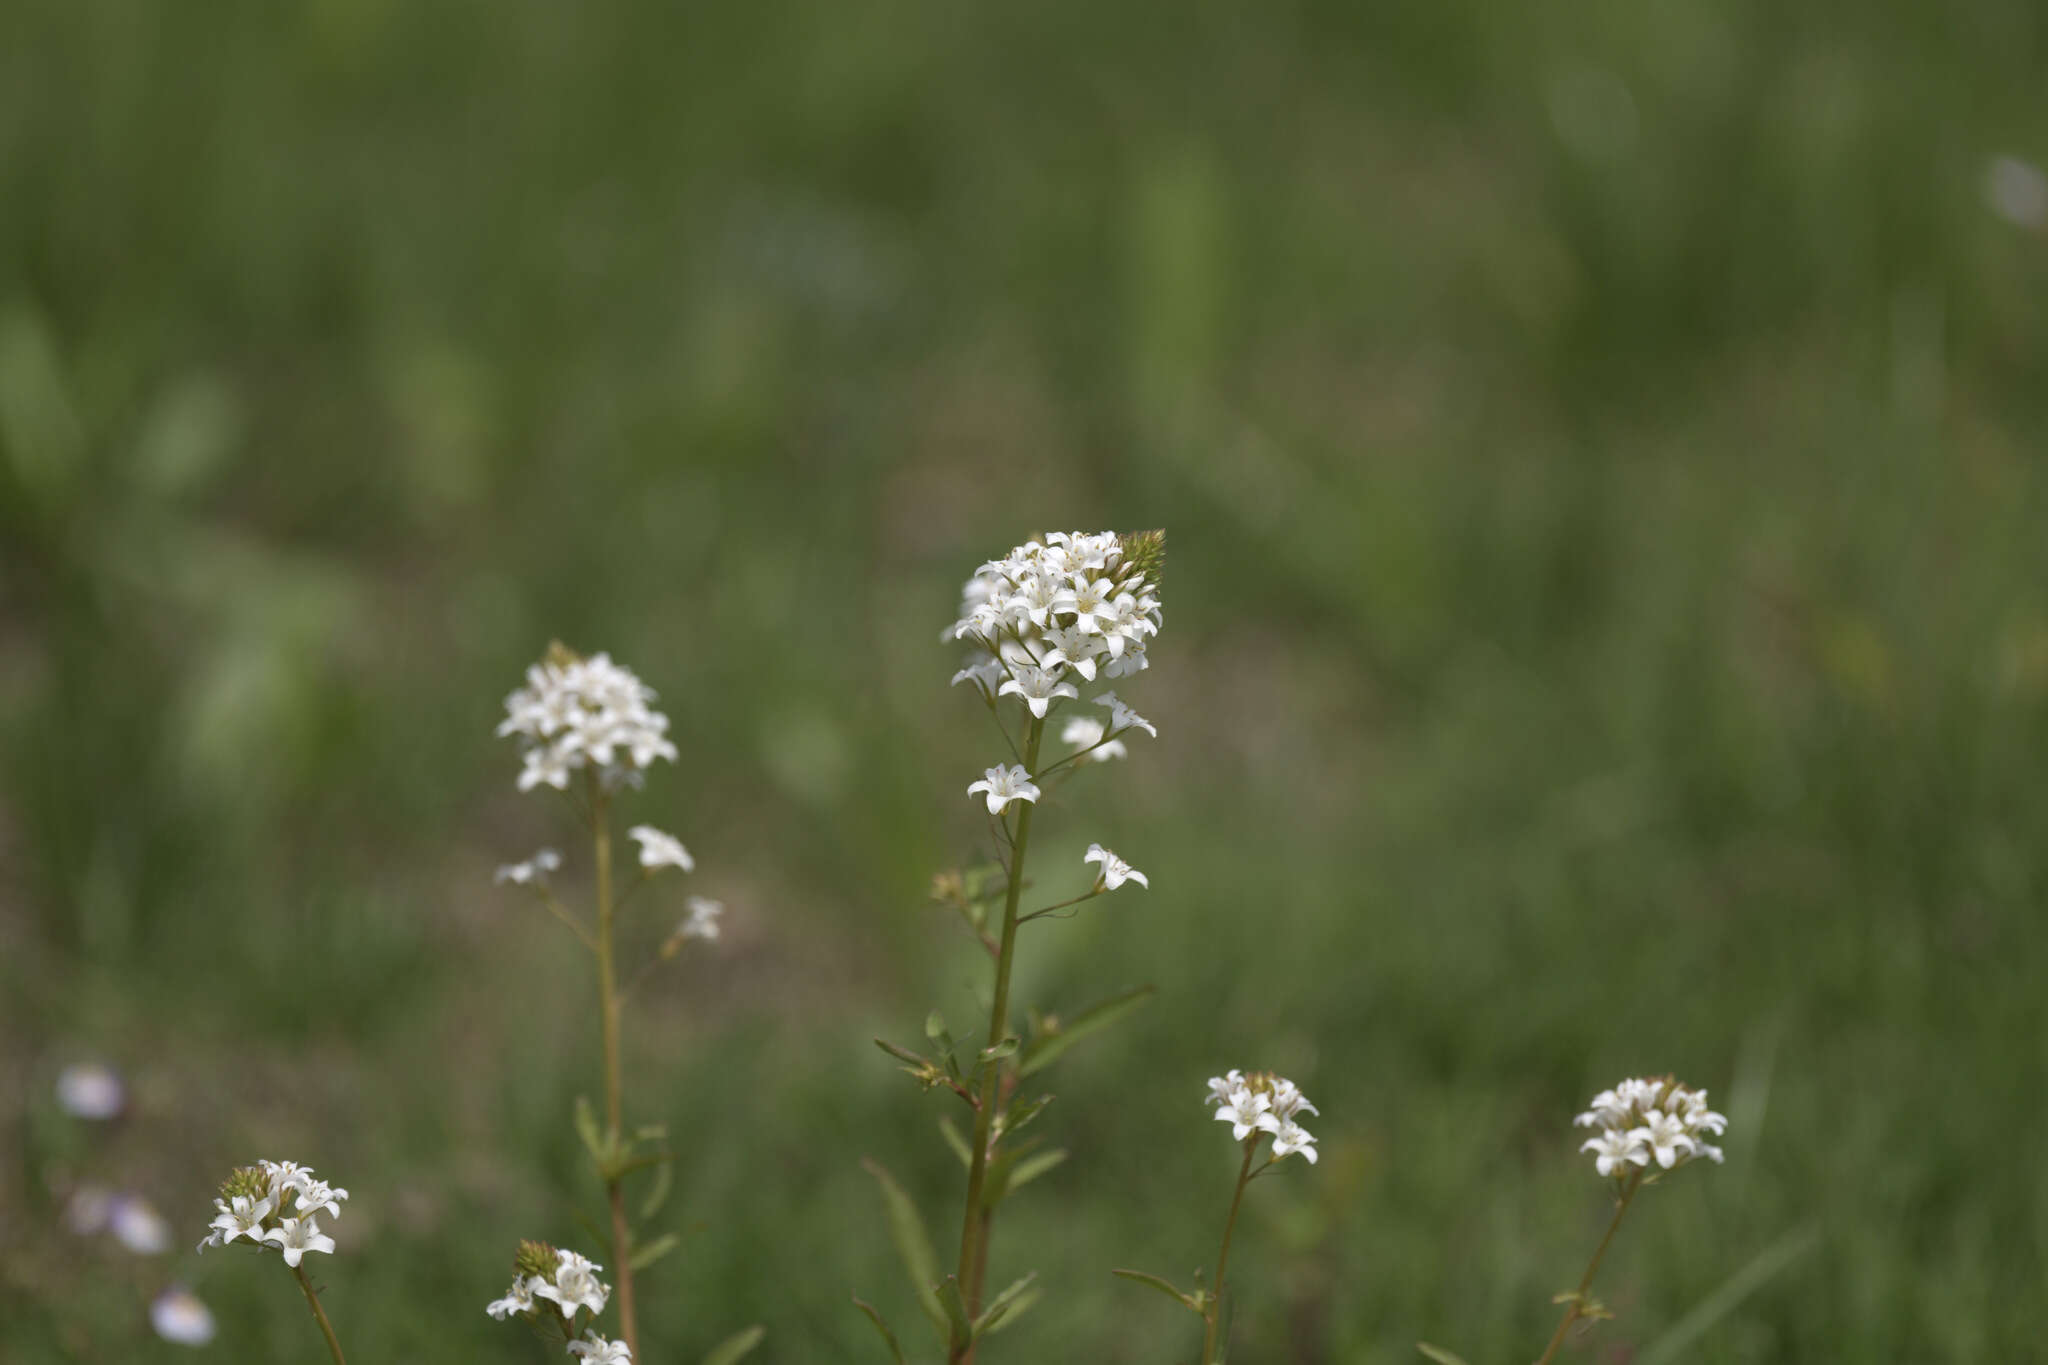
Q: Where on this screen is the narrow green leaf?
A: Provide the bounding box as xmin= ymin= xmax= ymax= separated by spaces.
xmin=996 ymin=1092 xmax=1054 ymax=1141
xmin=627 ymin=1232 xmax=680 ymax=1271
xmin=1416 ymin=1344 xmax=1473 ymax=1365
xmin=973 ymin=1273 xmax=1038 ymax=1335
xmin=699 ymin=1325 xmax=766 ymax=1365
xmin=940 ymin=1275 xmax=974 ymax=1349
xmin=1112 ymin=1268 xmax=1200 ymax=1313
xmin=639 ymin=1155 xmax=674 ymax=1221
xmin=1636 ymin=1224 xmax=1821 ymax=1365
xmin=980 ymin=1286 xmax=1041 ymax=1335
xmin=1006 ymin=1148 xmax=1067 ymax=1194
xmin=875 ymin=1037 xmax=931 ymax=1068
xmin=937 ymin=1115 xmax=973 ymax=1168
xmin=978 ymin=1036 xmax=1020 ymax=1064
xmin=861 ymin=1158 xmax=946 ymax=1340
xmin=1018 ymin=985 xmax=1155 ymax=1077
xmin=572 ymin=1095 xmax=607 ymax=1163
xmin=851 ymin=1297 xmax=906 ymax=1365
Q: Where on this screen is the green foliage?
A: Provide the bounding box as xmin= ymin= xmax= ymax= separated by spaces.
xmin=861 ymin=1159 xmax=946 ymax=1341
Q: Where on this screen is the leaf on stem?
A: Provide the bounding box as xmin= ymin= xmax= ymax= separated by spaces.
xmin=638 ymin=1156 xmax=673 ymax=1221
xmin=1017 ymin=985 xmax=1154 ymax=1078
xmin=572 ymin=1095 xmax=610 ymax=1164
xmin=974 ymin=1273 xmax=1040 ymax=1336
xmin=699 ymin=1325 xmax=766 ymax=1365
xmin=995 ymin=1092 xmax=1054 ymax=1141
xmin=978 ymin=1036 xmax=1020 ymax=1065
xmin=1112 ymin=1268 xmax=1201 ymax=1314
xmin=861 ymin=1158 xmax=946 ymax=1340
xmin=851 ymin=1297 xmax=906 ymax=1365
xmin=627 ymin=1232 xmax=680 ymax=1271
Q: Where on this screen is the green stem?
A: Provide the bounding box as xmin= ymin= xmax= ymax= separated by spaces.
xmin=1200 ymin=1139 xmax=1259 ymax=1365
xmin=1534 ymin=1169 xmax=1644 ymax=1365
xmin=592 ymin=785 xmax=640 ymax=1357
xmin=951 ymin=715 xmax=1045 ymax=1364
xmin=291 ymin=1263 xmax=347 ymax=1365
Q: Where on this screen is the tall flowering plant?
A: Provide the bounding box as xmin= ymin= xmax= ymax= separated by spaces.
xmin=858 ymin=531 xmax=1166 ymax=1364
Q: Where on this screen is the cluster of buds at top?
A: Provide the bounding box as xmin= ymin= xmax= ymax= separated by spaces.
xmin=498 ymin=643 xmax=679 ymax=793
xmin=197 ymin=1160 xmax=347 ymax=1265
xmin=1205 ymin=1070 xmax=1320 ymax=1165
xmin=948 ymin=531 xmax=1165 ymax=704
xmin=1574 ymin=1076 xmax=1728 ymax=1178
xmin=486 ymin=1241 xmax=629 ymax=1359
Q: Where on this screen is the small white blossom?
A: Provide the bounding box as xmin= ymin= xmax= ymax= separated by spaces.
xmin=951 ymin=657 xmax=1003 ymax=696
xmin=627 ymin=825 xmax=695 ymax=873
xmin=486 ymin=1275 xmax=541 ymax=1320
xmin=1268 ymin=1078 xmax=1318 ymax=1120
xmin=1270 ymin=1119 xmax=1319 ymax=1164
xmin=1631 ymin=1109 xmax=1696 ymax=1169
xmin=203 ymin=1193 xmax=273 ymax=1250
xmin=262 ymin=1216 xmax=336 ymax=1268
xmin=291 ymin=1178 xmax=349 ymax=1220
xmin=56 ymin=1062 xmax=126 ymax=1120
xmin=151 ymin=1286 xmax=218 ymax=1346
xmin=1084 ymin=843 xmax=1148 ymax=891
xmin=679 ymin=895 xmax=724 ymax=941
xmin=1059 ymin=716 xmax=1127 ymax=763
xmin=997 ymin=664 xmax=1079 ymax=718
xmin=109 ymin=1195 xmax=172 ymax=1255
xmin=568 ymin=1333 xmax=634 ymax=1364
xmin=499 ymin=648 xmax=678 ymax=793
xmin=1094 ymin=692 xmax=1157 ymax=739
xmin=1042 ymin=626 xmax=1104 ymax=682
xmin=947 ymin=532 xmax=1162 ymax=703
xmin=1573 ymin=1076 xmax=1727 ymax=1178
xmin=967 ymin=764 xmax=1040 ymax=815
xmin=534 ymin=1249 xmax=610 ymax=1320
xmin=1579 ymin=1128 xmax=1648 ymax=1177
xmin=1216 ymin=1086 xmax=1277 ymax=1141
xmin=1203 ymin=1070 xmax=1245 ymax=1107
xmin=495 ymin=849 xmax=562 ymax=885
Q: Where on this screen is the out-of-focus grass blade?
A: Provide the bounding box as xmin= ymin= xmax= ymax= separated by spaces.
xmin=1415 ymin=1343 xmax=1472 ymax=1365
xmin=851 ymin=1297 xmax=906 ymax=1365
xmin=1018 ymin=985 xmax=1154 ymax=1077
xmin=699 ymin=1324 xmax=766 ymax=1365
xmin=1637 ymin=1224 xmax=1820 ymax=1365
xmin=861 ymin=1158 xmax=946 ymax=1339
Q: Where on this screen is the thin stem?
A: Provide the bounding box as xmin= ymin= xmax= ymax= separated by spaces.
xmin=951 ymin=714 xmax=1045 ymax=1365
xmin=1016 ymin=887 xmax=1103 ymax=924
xmin=1200 ymin=1139 xmax=1260 ymax=1365
xmin=1534 ymin=1169 xmax=1644 ymax=1365
xmin=291 ymin=1263 xmax=347 ymax=1365
xmin=1029 ymin=727 xmax=1125 ymax=782
xmin=591 ymin=783 xmax=641 ymax=1357
xmin=536 ymin=887 xmax=597 ymax=951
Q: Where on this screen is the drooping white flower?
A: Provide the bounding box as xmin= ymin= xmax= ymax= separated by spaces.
xmin=1579 ymin=1128 xmax=1648 ymax=1178
xmin=151 ymin=1286 xmax=218 ymax=1346
xmin=485 ymin=1275 xmax=541 ymax=1320
xmin=568 ymin=1332 xmax=634 ymax=1364
xmin=679 ymin=895 xmax=724 ymax=941
xmin=1094 ymin=692 xmax=1157 ymax=739
xmin=499 ymin=648 xmax=678 ymax=793
xmin=56 ymin=1062 xmax=126 ymax=1120
xmin=1270 ymin=1119 xmax=1319 ymax=1164
xmin=1216 ymin=1086 xmax=1277 ymax=1141
xmin=534 ymin=1249 xmax=610 ymax=1320
xmin=967 ymin=764 xmax=1040 ymax=815
xmin=495 ymin=849 xmax=562 ymax=885
xmin=1083 ymin=843 xmax=1148 ymax=891
xmin=262 ymin=1216 xmax=336 ymax=1267
xmin=1059 ymin=716 xmax=1127 ymax=763
xmin=627 ymin=825 xmax=695 ymax=873
xmin=109 ymin=1195 xmax=172 ymax=1255
xmin=997 ymin=665 xmax=1079 ymax=719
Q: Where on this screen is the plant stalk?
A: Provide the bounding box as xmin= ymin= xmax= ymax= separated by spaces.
xmin=1535 ymin=1168 xmax=1644 ymax=1365
xmin=951 ymin=715 xmax=1045 ymax=1364
xmin=1200 ymin=1138 xmax=1259 ymax=1365
xmin=593 ymin=788 xmax=640 ymax=1356
xmin=291 ymin=1263 xmax=347 ymax=1365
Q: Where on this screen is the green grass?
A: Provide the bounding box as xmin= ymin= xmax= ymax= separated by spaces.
xmin=3 ymin=0 xmax=2046 ymax=1360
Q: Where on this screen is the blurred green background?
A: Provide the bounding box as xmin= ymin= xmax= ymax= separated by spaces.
xmin=4 ymin=0 xmax=2046 ymax=1360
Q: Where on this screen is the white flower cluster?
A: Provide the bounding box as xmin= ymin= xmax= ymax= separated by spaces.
xmin=197 ymin=1159 xmax=347 ymax=1266
xmin=1204 ymin=1069 xmax=1320 ymax=1164
xmin=1574 ymin=1076 xmax=1727 ymax=1177
xmin=498 ymin=647 xmax=678 ymax=793
xmin=948 ymin=531 xmax=1164 ymax=704
xmin=488 ymin=1244 xmax=628 ymax=1359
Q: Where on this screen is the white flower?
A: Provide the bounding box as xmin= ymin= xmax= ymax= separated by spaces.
xmin=1270 ymin=1119 xmax=1319 ymax=1164
xmin=1216 ymin=1086 xmax=1277 ymax=1141
xmin=967 ymin=764 xmax=1040 ymax=815
xmin=262 ymin=1216 xmax=336 ymax=1267
xmin=1268 ymin=1078 xmax=1318 ymax=1120
xmin=1084 ymin=843 xmax=1148 ymax=891
xmin=151 ymin=1286 xmax=218 ymax=1346
xmin=291 ymin=1179 xmax=349 ymax=1220
xmin=1630 ymin=1110 xmax=1696 ymax=1169
xmin=56 ymin=1062 xmax=125 ymax=1120
xmin=1059 ymin=716 xmax=1126 ymax=763
xmin=203 ymin=1193 xmax=273 ymax=1250
xmin=679 ymin=895 xmax=724 ymax=941
xmin=499 ymin=649 xmax=678 ymax=793
xmin=486 ymin=1275 xmax=541 ymax=1320
xmin=997 ymin=665 xmax=1079 ymax=719
xmin=257 ymin=1160 xmax=313 ymax=1197
xmin=947 ymin=532 xmax=1163 ymax=703
xmin=1094 ymin=692 xmax=1157 ymax=739
xmin=109 ymin=1195 xmax=171 ymax=1255
xmin=535 ymin=1249 xmax=610 ymax=1320
xmin=568 ymin=1332 xmax=634 ymax=1364
xmin=1580 ymin=1128 xmax=1648 ymax=1177
xmin=951 ymin=657 xmax=1003 ymax=696
xmin=495 ymin=848 xmax=562 ymax=885
xmin=1042 ymin=627 xmax=1104 ymax=681
xmin=1204 ymin=1071 xmax=1245 ymax=1107
xmin=627 ymin=826 xmax=695 ymax=873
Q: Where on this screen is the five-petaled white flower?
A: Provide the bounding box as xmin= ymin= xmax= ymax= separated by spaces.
xmin=1204 ymin=1071 xmax=1246 ymax=1108
xmin=1270 ymin=1119 xmax=1319 ymax=1164
xmin=1084 ymin=843 xmax=1148 ymax=891
xmin=679 ymin=896 xmax=724 ymax=941
xmin=1631 ymin=1110 xmax=1696 ymax=1169
xmin=534 ymin=1250 xmax=610 ymax=1319
xmin=495 ymin=849 xmax=562 ymax=885
xmin=291 ymin=1179 xmax=349 ymax=1220
xmin=568 ymin=1332 xmax=634 ymax=1364
xmin=485 ymin=1275 xmax=541 ymax=1320
xmin=1059 ymin=716 xmax=1127 ymax=763
xmin=1217 ymin=1087 xmax=1277 ymax=1141
xmin=967 ymin=765 xmax=1040 ymax=815
xmin=262 ymin=1216 xmax=335 ymax=1268
xmin=1579 ymin=1128 xmax=1648 ymax=1177
xmin=998 ymin=665 xmax=1079 ymax=718
xmin=1268 ymin=1078 xmax=1318 ymax=1120
xmin=203 ymin=1193 xmax=273 ymax=1250
xmin=1094 ymin=692 xmax=1157 ymax=739
xmin=627 ymin=826 xmax=694 ymax=873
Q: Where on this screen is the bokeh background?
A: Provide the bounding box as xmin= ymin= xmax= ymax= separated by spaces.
xmin=5 ymin=1 xmax=2046 ymax=1360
